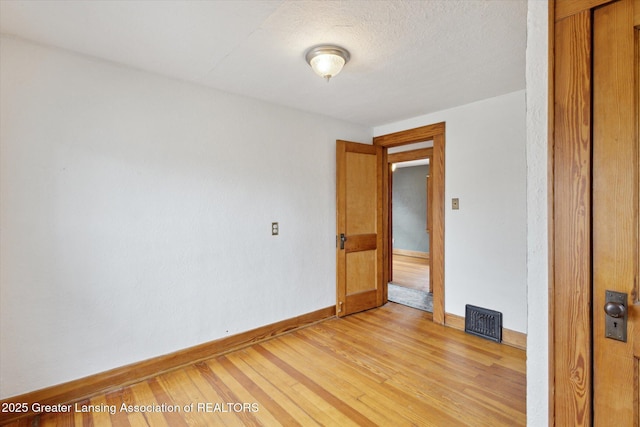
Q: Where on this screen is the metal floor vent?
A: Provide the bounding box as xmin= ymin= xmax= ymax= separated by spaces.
xmin=465 ymin=305 xmax=502 ymax=343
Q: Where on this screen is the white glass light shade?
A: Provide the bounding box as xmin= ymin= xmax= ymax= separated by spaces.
xmin=305 ymin=46 xmax=350 ymax=82
xmin=309 ymin=54 xmax=345 ymax=80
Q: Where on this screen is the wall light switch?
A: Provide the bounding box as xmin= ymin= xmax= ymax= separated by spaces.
xmin=452 ymin=198 xmax=460 ymax=210
xmin=272 ymin=222 xmax=279 ymax=235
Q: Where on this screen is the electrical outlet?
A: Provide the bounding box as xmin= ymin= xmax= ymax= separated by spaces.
xmin=272 ymin=222 xmax=279 ymax=235
xmin=452 ymin=198 xmax=460 ymax=210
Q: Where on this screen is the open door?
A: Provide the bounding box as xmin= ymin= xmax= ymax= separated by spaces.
xmin=592 ymin=0 xmax=639 ymax=423
xmin=336 ymin=140 xmax=384 ymax=317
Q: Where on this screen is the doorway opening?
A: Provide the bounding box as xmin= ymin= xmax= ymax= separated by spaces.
xmin=387 ymin=144 xmax=432 ymax=313
xmin=373 ymin=122 xmax=445 ymax=324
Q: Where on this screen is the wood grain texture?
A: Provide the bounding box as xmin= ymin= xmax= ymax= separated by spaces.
xmin=336 ymin=140 xmax=347 ymax=316
xmin=555 ymin=0 xmax=613 ymax=21
xmin=387 ymin=147 xmax=433 ymax=164
xmin=373 ymin=122 xmax=444 ymax=148
xmin=3 ymin=303 xmax=526 ymax=427
xmin=553 ymin=9 xmax=592 ymax=427
xmin=344 ymin=233 xmax=377 ymax=253
xmin=376 ymin=145 xmax=386 ymax=308
xmin=381 ymin=148 xmax=389 ymax=304
xmin=427 ymin=172 xmax=432 ymax=233
xmin=0 ymin=306 xmax=335 ymax=425
xmin=592 ymin=0 xmax=638 ymax=424
xmin=430 ymin=133 xmax=445 ymax=324
xmin=345 ymin=151 xmax=377 ymax=235
xmin=336 ymin=141 xmax=383 ymax=317
xmin=345 ymin=251 xmax=376 ymax=294
xmin=391 ymin=254 xmax=429 ymax=293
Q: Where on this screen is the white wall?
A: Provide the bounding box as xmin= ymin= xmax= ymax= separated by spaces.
xmin=0 ymin=36 xmax=371 ymax=398
xmin=525 ymin=0 xmax=549 ymax=425
xmin=375 ymin=90 xmax=528 ymax=334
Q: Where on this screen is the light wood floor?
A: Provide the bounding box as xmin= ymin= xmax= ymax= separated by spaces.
xmin=6 ymin=304 xmax=526 ymax=426
xmin=392 ymin=254 xmax=430 ymax=292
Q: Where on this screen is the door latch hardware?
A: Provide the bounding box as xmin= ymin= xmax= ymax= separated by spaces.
xmin=340 ymin=233 xmax=347 ymax=250
xmin=604 ymin=290 xmax=627 ymax=342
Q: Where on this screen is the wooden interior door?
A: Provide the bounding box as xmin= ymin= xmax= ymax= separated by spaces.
xmin=336 ymin=140 xmax=384 ymax=317
xmin=592 ymin=0 xmax=639 ymax=423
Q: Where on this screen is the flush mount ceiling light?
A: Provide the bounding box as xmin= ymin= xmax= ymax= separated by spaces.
xmin=305 ymin=45 xmax=350 ymax=82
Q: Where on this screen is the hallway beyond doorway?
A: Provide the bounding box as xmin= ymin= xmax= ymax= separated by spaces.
xmin=391 ymin=254 xmax=429 ymax=292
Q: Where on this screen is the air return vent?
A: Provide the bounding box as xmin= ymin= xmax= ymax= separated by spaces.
xmin=465 ymin=305 xmax=502 ymax=343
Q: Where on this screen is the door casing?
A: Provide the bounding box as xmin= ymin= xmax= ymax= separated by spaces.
xmin=374 ymin=122 xmax=446 ymax=324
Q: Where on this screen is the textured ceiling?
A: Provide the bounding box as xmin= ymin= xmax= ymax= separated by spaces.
xmin=0 ymin=0 xmax=527 ymax=127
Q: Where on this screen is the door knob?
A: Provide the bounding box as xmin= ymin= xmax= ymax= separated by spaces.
xmin=340 ymin=233 xmax=347 ymax=250
xmin=604 ymin=290 xmax=628 ymax=342
xmin=604 ymin=301 xmax=626 ymax=318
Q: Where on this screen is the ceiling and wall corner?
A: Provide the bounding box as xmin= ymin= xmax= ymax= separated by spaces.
xmin=0 ymin=0 xmax=527 ymax=127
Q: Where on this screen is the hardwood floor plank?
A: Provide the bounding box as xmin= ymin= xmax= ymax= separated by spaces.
xmin=179 ymin=365 xmax=234 ymax=426
xmin=104 ymin=390 xmax=131 ymax=427
xmin=38 ymin=411 xmax=75 ymax=427
xmin=392 ymin=254 xmax=430 ymax=291
xmin=223 ymin=351 xmax=319 ymax=426
xmin=281 ymin=325 xmax=477 ymax=426
xmin=313 ymin=309 xmax=525 ymax=426
xmin=193 ymin=362 xmax=260 ymax=427
xmin=288 ymin=383 xmax=359 ymax=427
xmin=205 ymin=357 xmax=283 ymax=427
xmin=265 ymin=336 xmax=400 ymax=426
xmin=3 ymin=304 xmax=525 ymax=426
xmin=118 ymin=388 xmax=152 ymax=427
xmin=253 ymin=344 xmax=378 ymax=426
xmin=220 ymin=354 xmax=306 ymax=427
xmin=331 ymin=312 xmax=495 ymax=377
xmin=155 ymin=369 xmax=220 ymax=427
xmin=373 ymin=304 xmax=523 ymax=364
xmin=287 ymin=329 xmax=471 ymax=426
xmin=86 ymin=394 xmax=115 ymax=427
xmin=71 ymin=402 xmax=86 ymax=427
xmin=128 ymin=381 xmax=170 ymax=427
xmin=146 ymin=377 xmax=188 ymax=427
xmin=237 ymin=348 xmax=350 ymax=426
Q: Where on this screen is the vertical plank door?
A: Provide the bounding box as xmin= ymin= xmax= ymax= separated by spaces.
xmin=336 ymin=141 xmax=384 ymax=317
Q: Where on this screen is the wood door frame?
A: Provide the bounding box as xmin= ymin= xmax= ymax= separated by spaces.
xmin=549 ymin=0 xmax=639 ymax=424
xmin=374 ymin=122 xmax=445 ymax=324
